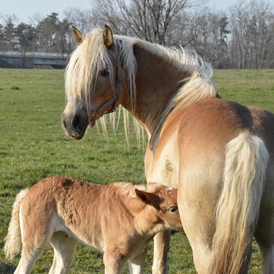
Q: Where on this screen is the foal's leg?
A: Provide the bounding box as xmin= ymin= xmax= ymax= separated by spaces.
xmin=14 ymin=245 xmax=47 ymax=274
xmin=14 ymin=227 xmax=51 ymax=274
xmin=103 ymin=249 xmax=127 ymax=274
xmin=128 ymin=248 xmax=147 ymax=274
xmin=14 ymin=213 xmax=53 ymax=274
xmin=152 ymin=231 xmax=170 ymax=274
xmin=49 ymin=231 xmax=78 ymax=274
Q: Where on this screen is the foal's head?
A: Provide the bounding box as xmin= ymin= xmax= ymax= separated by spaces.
xmin=136 ymin=183 xmax=183 ymax=231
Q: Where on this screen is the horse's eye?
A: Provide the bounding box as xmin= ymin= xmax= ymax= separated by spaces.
xmin=100 ymin=68 xmax=109 ymax=77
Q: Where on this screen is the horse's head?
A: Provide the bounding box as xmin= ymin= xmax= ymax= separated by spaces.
xmin=61 ymin=25 xmax=121 ymax=140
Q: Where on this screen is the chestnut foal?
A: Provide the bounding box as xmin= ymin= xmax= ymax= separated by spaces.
xmin=5 ymin=176 xmax=182 ymax=274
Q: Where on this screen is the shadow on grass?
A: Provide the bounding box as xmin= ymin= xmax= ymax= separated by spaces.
xmin=0 ymin=263 xmax=16 ymax=274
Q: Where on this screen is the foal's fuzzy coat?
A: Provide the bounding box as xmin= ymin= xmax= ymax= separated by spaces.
xmin=4 ymin=176 xmax=182 ymax=274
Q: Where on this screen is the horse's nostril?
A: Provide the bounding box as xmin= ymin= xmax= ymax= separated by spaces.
xmin=72 ymin=115 xmax=80 ymax=128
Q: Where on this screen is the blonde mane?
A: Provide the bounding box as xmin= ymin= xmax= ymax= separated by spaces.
xmin=65 ymin=28 xmax=217 ymax=147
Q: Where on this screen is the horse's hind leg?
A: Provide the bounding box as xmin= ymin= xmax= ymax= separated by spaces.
xmin=255 ymin=207 xmax=274 ymax=271
xmin=255 ymin=165 xmax=274 ymax=274
xmin=255 ymin=219 xmax=274 ymax=274
xmin=49 ymin=231 xmax=78 ymax=274
xmin=256 ymin=241 xmax=274 ymax=274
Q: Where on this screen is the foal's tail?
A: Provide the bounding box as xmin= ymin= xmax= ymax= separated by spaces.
xmin=4 ymin=189 xmax=28 ymax=260
xmin=209 ymin=132 xmax=269 ymax=274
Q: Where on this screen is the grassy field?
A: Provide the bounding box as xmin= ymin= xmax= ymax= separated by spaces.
xmin=0 ymin=68 xmax=273 ymax=273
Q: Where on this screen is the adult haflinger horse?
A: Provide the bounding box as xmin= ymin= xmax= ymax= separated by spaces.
xmin=62 ymin=25 xmax=274 ymax=274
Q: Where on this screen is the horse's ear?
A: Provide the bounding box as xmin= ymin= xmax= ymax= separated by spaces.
xmin=72 ymin=26 xmax=84 ymax=45
xmin=103 ymin=25 xmax=114 ymax=49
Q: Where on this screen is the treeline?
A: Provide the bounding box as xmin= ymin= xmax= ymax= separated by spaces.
xmin=1 ymin=0 xmax=274 ymax=69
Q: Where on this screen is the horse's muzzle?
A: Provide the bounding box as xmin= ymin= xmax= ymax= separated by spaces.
xmin=61 ymin=112 xmax=89 ymax=140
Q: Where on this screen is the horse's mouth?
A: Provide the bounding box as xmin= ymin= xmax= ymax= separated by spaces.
xmin=63 ymin=126 xmax=86 ymax=140
xmin=67 ymin=134 xmax=83 ymax=140
xmin=64 ymin=132 xmax=84 ymax=140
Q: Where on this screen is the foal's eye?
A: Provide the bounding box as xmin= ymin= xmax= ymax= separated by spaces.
xmin=168 ymin=206 xmax=178 ymax=214
xmin=100 ymin=68 xmax=109 ymax=77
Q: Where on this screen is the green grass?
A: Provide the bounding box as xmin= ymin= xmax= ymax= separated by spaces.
xmin=0 ymin=69 xmax=274 ymax=273
xmin=214 ymin=69 xmax=274 ymax=111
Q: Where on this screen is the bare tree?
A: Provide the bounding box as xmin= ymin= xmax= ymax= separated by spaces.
xmin=0 ymin=0 xmax=274 ymax=69
xmin=16 ymin=23 xmax=35 ymax=66
xmin=0 ymin=15 xmax=19 ymax=51
xmin=64 ymin=8 xmax=95 ymax=34
xmin=93 ymin=0 xmax=205 ymax=45
xmin=229 ymin=0 xmax=274 ymax=68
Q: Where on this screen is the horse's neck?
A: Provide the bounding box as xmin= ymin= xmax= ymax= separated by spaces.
xmin=121 ymin=43 xmax=191 ymax=147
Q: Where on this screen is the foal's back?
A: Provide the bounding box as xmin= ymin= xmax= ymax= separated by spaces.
xmin=23 ymin=176 xmax=145 ymax=244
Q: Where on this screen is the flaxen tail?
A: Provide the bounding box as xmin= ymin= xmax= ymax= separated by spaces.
xmin=4 ymin=189 xmax=28 ymax=260
xmin=209 ymin=132 xmax=269 ymax=274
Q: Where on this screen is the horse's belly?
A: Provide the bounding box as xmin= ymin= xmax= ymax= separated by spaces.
xmin=146 ymin=158 xmax=179 ymax=188
xmin=145 ymin=133 xmax=179 ymax=188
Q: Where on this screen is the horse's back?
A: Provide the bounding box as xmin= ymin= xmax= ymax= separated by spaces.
xmin=162 ymin=98 xmax=274 ymax=158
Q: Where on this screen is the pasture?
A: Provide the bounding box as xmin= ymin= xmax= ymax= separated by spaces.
xmin=0 ymin=68 xmax=273 ymax=273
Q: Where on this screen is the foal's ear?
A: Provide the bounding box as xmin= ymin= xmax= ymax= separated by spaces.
xmin=103 ymin=25 xmax=114 ymax=49
xmin=72 ymin=26 xmax=84 ymax=45
xmin=135 ymin=189 xmax=158 ymax=208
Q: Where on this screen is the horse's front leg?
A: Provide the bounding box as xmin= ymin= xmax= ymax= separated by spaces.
xmin=152 ymin=230 xmax=171 ymax=274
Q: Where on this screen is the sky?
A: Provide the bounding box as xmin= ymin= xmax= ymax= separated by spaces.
xmin=0 ymin=0 xmax=239 ymax=24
